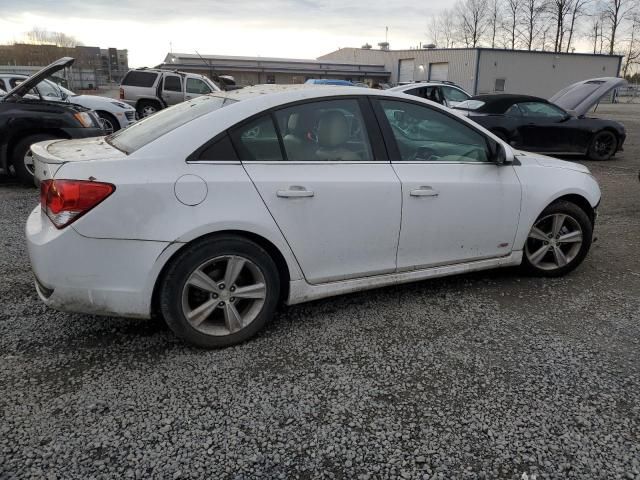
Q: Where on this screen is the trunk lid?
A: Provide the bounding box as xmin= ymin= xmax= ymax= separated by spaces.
xmin=549 ymin=77 xmax=627 ymax=117
xmin=31 ymin=137 xmax=125 ymax=184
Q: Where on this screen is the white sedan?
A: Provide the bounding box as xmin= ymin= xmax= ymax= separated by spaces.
xmin=27 ymin=85 xmax=600 ymax=348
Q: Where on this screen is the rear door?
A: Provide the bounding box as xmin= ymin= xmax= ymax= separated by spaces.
xmin=185 ymin=76 xmax=213 ymax=101
xmin=162 ymin=74 xmax=183 ymax=106
xmin=239 ymin=97 xmax=402 ymax=284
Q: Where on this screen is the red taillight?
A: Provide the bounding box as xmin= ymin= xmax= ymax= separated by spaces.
xmin=40 ymin=179 xmax=115 ymax=229
xmin=119 ymin=87 xmax=124 ymax=99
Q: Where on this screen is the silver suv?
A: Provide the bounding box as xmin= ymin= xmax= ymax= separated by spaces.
xmin=119 ymin=69 xmax=222 ymax=117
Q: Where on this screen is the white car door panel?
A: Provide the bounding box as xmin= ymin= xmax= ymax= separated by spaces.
xmin=245 ymin=163 xmax=401 ymax=283
xmin=393 ymin=163 xmax=521 ymax=270
xmin=375 ymin=98 xmax=522 ymax=270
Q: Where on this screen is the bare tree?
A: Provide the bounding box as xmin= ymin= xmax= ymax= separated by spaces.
xmin=504 ymin=0 xmax=522 ymax=48
xmin=456 ymin=0 xmax=490 ymax=47
xmin=602 ymin=0 xmax=636 ymax=54
xmin=565 ymin=0 xmax=591 ymax=51
xmin=427 ymin=15 xmax=441 ymax=46
xmin=441 ymin=9 xmax=458 ymax=47
xmin=587 ymin=10 xmax=605 ymax=52
xmin=520 ymin=0 xmax=547 ymax=49
xmin=488 ymin=0 xmax=502 ymax=47
xmin=23 ymin=27 xmax=82 ymax=47
xmin=550 ymin=0 xmax=575 ymax=52
xmin=622 ymin=14 xmax=640 ymax=76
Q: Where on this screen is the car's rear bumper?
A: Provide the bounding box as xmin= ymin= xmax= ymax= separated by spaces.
xmin=26 ymin=206 xmax=174 ymax=319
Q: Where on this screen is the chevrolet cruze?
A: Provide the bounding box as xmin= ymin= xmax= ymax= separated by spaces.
xmin=26 ymin=85 xmax=601 ymax=348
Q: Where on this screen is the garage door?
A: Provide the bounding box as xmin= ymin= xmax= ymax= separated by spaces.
xmin=429 ymin=62 xmax=449 ymax=81
xmin=398 ymin=59 xmax=415 ymax=83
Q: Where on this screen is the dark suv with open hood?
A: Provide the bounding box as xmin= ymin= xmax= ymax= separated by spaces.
xmin=0 ymin=57 xmax=104 ymax=184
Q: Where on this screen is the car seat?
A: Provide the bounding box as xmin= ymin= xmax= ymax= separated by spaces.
xmin=315 ymin=110 xmax=361 ymax=161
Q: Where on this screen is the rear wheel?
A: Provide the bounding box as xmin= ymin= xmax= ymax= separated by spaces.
xmin=12 ymin=134 xmax=62 ymax=186
xmin=137 ymin=100 xmax=161 ymax=118
xmin=159 ymin=235 xmax=280 ymax=348
xmin=588 ymin=130 xmax=617 ymax=160
xmin=522 ymin=201 xmax=593 ymax=277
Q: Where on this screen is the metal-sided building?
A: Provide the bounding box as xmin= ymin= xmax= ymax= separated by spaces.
xmin=318 ymin=47 xmax=623 ymax=98
xmin=160 ymin=53 xmax=390 ymax=86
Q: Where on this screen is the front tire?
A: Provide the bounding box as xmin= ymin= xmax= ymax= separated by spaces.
xmin=11 ymin=134 xmax=62 ymax=186
xmin=159 ymin=235 xmax=280 ymax=348
xmin=588 ymin=130 xmax=617 ymax=160
xmin=96 ymin=111 xmax=119 ymax=134
xmin=137 ymin=100 xmax=161 ymax=118
xmin=522 ymin=201 xmax=593 ymax=277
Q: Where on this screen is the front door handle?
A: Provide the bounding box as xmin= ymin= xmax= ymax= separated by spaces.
xmin=410 ymin=186 xmax=439 ymax=197
xmin=277 ymin=186 xmax=315 ymax=198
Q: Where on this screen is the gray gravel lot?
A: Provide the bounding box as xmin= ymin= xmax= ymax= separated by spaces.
xmin=1 ymin=104 xmax=639 ymax=479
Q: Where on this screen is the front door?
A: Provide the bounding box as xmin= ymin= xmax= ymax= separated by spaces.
xmin=236 ymin=98 xmax=402 ymax=284
xmin=515 ymin=101 xmax=581 ymax=153
xmin=374 ymin=98 xmax=521 ymax=270
xmin=162 ymin=74 xmax=183 ymax=106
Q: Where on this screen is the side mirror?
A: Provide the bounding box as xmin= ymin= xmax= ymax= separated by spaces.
xmin=493 ymin=141 xmax=513 ymax=165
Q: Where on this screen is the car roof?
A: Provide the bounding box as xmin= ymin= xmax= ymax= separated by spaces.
xmin=389 ymin=82 xmax=465 ymax=92
xmin=467 ymin=94 xmax=547 ymax=113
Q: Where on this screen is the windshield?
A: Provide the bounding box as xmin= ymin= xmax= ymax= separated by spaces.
xmin=58 ymin=84 xmax=76 ymax=97
xmin=454 ymin=100 xmax=485 ymax=111
xmin=106 ymin=95 xmax=236 ymax=154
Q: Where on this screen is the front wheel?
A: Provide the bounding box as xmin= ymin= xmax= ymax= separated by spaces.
xmin=588 ymin=130 xmax=617 ymax=160
xmin=522 ymin=201 xmax=593 ymax=277
xmin=96 ymin=111 xmax=119 ymax=135
xmin=159 ymin=235 xmax=280 ymax=348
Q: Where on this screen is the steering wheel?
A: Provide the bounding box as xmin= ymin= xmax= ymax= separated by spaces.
xmin=410 ymin=146 xmax=436 ymax=162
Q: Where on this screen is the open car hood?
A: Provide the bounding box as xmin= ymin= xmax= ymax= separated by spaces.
xmin=550 ymin=77 xmax=627 ymax=117
xmin=2 ymin=57 xmax=74 ymax=100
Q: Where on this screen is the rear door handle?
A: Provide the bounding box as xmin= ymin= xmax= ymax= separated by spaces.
xmin=277 ymin=186 xmax=315 ymax=198
xmin=410 ymin=186 xmax=439 ymax=197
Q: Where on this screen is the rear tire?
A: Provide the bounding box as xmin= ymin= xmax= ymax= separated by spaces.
xmin=587 ymin=130 xmax=617 ymax=160
xmin=137 ymin=100 xmax=161 ymax=118
xmin=159 ymin=235 xmax=280 ymax=348
xmin=521 ymin=201 xmax=593 ymax=277
xmin=11 ymin=134 xmax=62 ymax=186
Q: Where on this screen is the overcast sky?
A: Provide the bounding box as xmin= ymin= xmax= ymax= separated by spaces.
xmin=0 ymin=1 xmax=450 ymax=67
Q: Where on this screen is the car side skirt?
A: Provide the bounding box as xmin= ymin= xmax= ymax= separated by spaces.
xmin=286 ymin=251 xmax=523 ymax=305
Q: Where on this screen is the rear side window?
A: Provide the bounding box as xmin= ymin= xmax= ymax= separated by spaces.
xmin=164 ymin=75 xmax=182 ymax=92
xmin=196 ymin=134 xmax=239 ymax=161
xmin=121 ymin=71 xmax=158 ymax=87
xmin=230 ymin=115 xmax=284 ymax=161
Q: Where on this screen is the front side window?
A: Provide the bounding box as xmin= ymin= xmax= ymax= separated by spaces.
xmin=0 ymin=79 xmax=5 ymax=91
xmin=230 ymin=115 xmax=283 ymax=161
xmin=164 ymin=75 xmax=182 ymax=92
xmin=442 ymin=86 xmax=470 ymax=102
xmin=273 ymin=99 xmax=374 ymax=161
xmin=516 ymin=102 xmax=566 ymax=119
xmin=379 ymin=99 xmax=490 ymax=163
xmin=186 ymin=78 xmax=211 ymax=94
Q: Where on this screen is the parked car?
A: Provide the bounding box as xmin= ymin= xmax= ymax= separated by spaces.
xmin=0 ymin=57 xmax=104 ymax=184
xmin=120 ymin=68 xmax=222 ymax=118
xmin=388 ymin=81 xmax=472 ymax=107
xmin=0 ymin=73 xmax=137 ymax=134
xmin=27 ymin=85 xmax=600 ymax=348
xmin=304 ymin=79 xmax=355 ymax=86
xmin=453 ymin=77 xmax=627 ymax=160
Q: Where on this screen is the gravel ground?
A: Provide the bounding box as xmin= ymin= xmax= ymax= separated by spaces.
xmin=1 ymin=104 xmax=639 ymax=479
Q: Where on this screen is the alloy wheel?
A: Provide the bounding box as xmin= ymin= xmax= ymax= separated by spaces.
xmin=99 ymin=117 xmax=115 ymax=135
xmin=181 ymin=255 xmax=267 ymax=336
xmin=525 ymin=213 xmax=583 ymax=271
xmin=23 ymin=150 xmax=35 ymax=176
xmin=142 ymin=105 xmax=157 ymax=117
xmin=593 ymin=131 xmax=616 ymax=158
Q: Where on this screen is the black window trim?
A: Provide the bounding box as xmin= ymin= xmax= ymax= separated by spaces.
xmin=187 ymin=95 xmax=389 ymax=164
xmin=370 ymin=96 xmax=500 ymax=165
xmin=163 ymin=74 xmax=182 ymax=92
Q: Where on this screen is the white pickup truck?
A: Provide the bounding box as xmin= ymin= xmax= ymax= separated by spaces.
xmin=119 ymin=68 xmax=222 ymax=117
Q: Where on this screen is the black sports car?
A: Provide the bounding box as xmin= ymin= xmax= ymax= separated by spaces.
xmin=453 ymin=78 xmax=627 ymax=160
xmin=0 ymin=57 xmax=104 ymax=184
